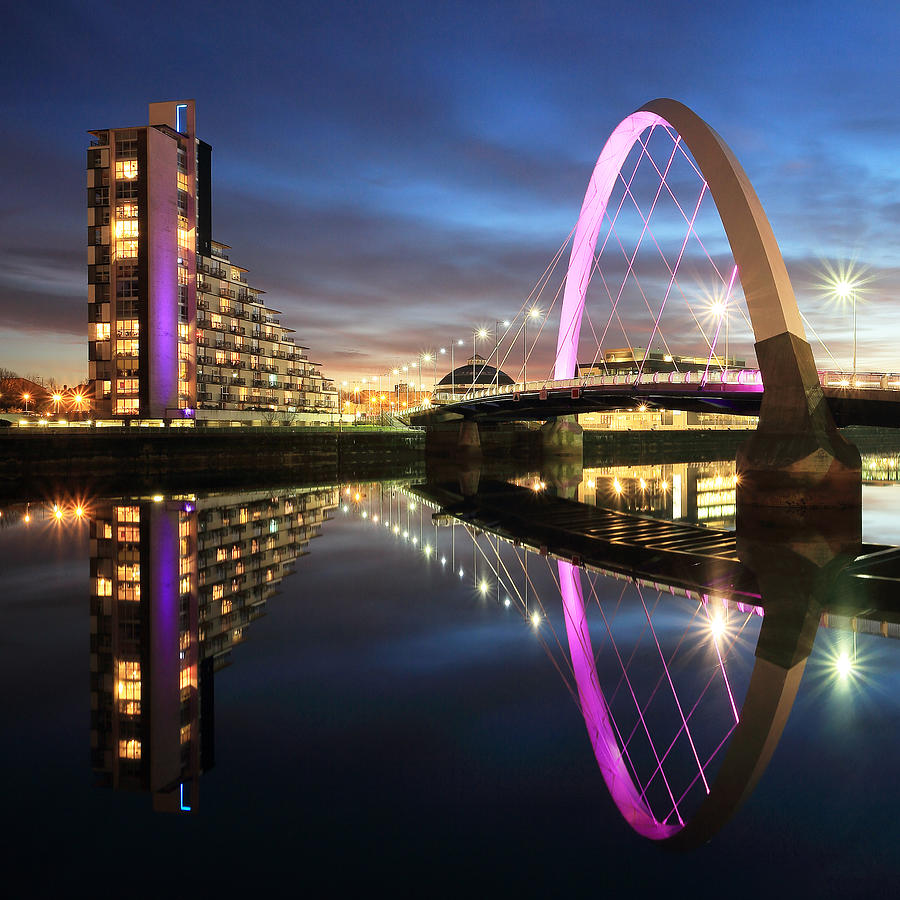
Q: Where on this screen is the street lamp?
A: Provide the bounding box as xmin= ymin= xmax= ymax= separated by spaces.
xmin=22 ymin=392 xmax=30 ymax=413
xmin=473 ymin=328 xmax=489 ymax=395
xmin=833 ymin=279 xmax=860 ymax=379
xmin=524 ymin=308 xmax=541 ymax=385
xmin=450 ymin=339 xmax=463 ymax=398
xmin=711 ymin=299 xmax=729 ymax=376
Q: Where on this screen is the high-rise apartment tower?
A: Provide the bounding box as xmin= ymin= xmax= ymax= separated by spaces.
xmin=87 ymin=100 xmax=336 ymax=423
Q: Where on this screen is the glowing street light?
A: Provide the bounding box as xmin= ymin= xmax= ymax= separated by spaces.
xmin=833 ymin=279 xmax=861 ymax=378
xmin=822 ymin=263 xmax=868 ymax=380
xmin=835 ymin=651 xmax=853 ymax=679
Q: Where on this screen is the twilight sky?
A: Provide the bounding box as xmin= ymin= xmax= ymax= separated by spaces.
xmin=2 ymin=0 xmax=900 ymax=387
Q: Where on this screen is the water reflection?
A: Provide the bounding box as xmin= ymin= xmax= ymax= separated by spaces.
xmin=2 ymin=453 xmax=900 ymax=842
xmin=87 ymin=487 xmax=338 ymax=811
xmin=348 ymin=459 xmax=900 ymax=847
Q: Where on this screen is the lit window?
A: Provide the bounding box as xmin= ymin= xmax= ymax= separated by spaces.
xmin=96 ymin=577 xmax=112 ymax=597
xmin=216 ymin=350 xmax=226 ymax=365
xmin=113 ymin=506 xmax=138 ymax=523
xmin=222 ymin=598 xmax=233 ymax=615
xmin=115 ymin=239 xmax=138 ymax=258
xmin=180 ymin=724 xmax=192 ymax=745
xmin=178 ymin=227 xmax=192 ymax=252
xmin=177 ymin=171 xmax=189 ymax=192
xmin=115 ymin=159 xmax=138 ymax=180
xmin=116 ymin=338 xmax=139 ymax=357
xmin=90 ymin=322 xmax=111 ymax=341
xmin=216 ymin=547 xmax=226 ymax=562
xmin=116 ymin=319 xmax=139 ymax=338
xmin=117 ymin=202 xmax=138 ymax=218
xmin=115 ymin=377 xmax=139 ymax=395
xmin=115 ymin=398 xmax=140 ymax=415
xmin=115 ymin=219 xmax=138 ymax=238
xmin=212 ymin=583 xmax=224 ymax=601
xmin=118 ymin=739 xmax=141 ymax=759
xmin=180 ymin=665 xmax=196 ymax=691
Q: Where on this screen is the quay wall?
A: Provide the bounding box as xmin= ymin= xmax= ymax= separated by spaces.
xmin=0 ymin=427 xmax=424 ymax=498
xmin=3 ymin=424 xmax=898 ymax=498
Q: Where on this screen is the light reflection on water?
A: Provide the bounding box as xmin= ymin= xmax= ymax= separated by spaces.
xmin=2 ymin=458 xmax=900 ymax=889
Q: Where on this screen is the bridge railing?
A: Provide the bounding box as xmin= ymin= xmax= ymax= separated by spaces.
xmin=408 ymin=370 xmax=900 ymax=416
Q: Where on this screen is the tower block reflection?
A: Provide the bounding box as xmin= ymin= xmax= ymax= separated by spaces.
xmin=89 ymin=487 xmax=337 ymax=811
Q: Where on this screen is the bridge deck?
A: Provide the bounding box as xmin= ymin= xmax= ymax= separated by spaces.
xmin=411 ymin=372 xmax=900 ymax=427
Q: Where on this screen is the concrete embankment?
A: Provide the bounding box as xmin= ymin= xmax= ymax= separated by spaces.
xmin=0 ymin=427 xmax=424 ymax=498
xmin=3 ymin=423 xmax=898 ymax=499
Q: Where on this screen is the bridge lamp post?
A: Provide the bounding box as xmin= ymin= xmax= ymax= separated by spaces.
xmin=421 ymin=352 xmax=435 ymax=401
xmin=473 ymin=328 xmax=489 ymax=395
xmin=832 ymin=280 xmax=860 ymax=380
xmin=711 ymin=299 xmax=729 ymax=377
xmin=524 ymin=307 xmax=541 ymax=386
xmin=448 ymin=339 xmax=464 ymax=398
xmin=493 ymin=320 xmax=510 ymax=389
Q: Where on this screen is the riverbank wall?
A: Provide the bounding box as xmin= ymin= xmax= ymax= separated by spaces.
xmin=3 ymin=424 xmax=899 ymax=500
xmin=0 ymin=427 xmax=424 ymax=499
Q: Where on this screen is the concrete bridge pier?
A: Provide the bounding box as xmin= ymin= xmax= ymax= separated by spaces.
xmin=540 ymin=415 xmax=583 ymax=460
xmin=737 ymin=334 xmax=861 ymax=511
xmin=538 ymin=417 xmax=584 ymax=499
xmin=424 ymin=417 xmax=482 ymax=460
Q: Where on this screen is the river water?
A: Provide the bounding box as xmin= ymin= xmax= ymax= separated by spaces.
xmin=2 ymin=457 xmax=900 ymax=895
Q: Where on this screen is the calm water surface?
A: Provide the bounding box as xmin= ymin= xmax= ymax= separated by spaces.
xmin=2 ymin=463 xmax=900 ymax=895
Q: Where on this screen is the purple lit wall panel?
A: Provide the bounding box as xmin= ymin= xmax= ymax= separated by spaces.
xmin=146 ymin=128 xmax=180 ymax=418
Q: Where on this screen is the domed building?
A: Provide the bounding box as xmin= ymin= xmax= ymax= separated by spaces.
xmin=433 ymin=354 xmax=515 ymax=401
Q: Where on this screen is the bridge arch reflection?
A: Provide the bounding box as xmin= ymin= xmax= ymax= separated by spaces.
xmin=385 ymin=465 xmax=900 ymax=846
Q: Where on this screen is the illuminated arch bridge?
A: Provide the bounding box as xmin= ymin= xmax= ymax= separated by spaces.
xmin=410 ymin=100 xmax=900 ymax=432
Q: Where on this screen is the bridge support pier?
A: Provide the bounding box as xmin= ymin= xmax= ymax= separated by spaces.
xmin=424 ymin=418 xmax=482 ymax=460
xmin=737 ymin=333 xmax=861 ymax=511
xmin=539 ymin=417 xmax=583 ymax=499
xmin=540 ymin=415 xmax=583 ymax=460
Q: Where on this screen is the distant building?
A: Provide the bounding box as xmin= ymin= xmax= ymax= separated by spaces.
xmin=87 ymin=100 xmax=337 ymax=424
xmin=433 ymin=354 xmax=515 ymax=400
xmin=577 ymin=347 xmax=745 ymax=377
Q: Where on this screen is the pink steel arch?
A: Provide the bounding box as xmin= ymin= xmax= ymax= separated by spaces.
xmin=554 ymin=98 xmax=807 ymax=382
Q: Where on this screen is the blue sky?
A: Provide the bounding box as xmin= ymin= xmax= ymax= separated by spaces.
xmin=2 ymin=0 xmax=899 ymax=386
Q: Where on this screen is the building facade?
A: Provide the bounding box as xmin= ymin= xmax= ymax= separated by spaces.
xmin=87 ymin=100 xmax=337 ymax=424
